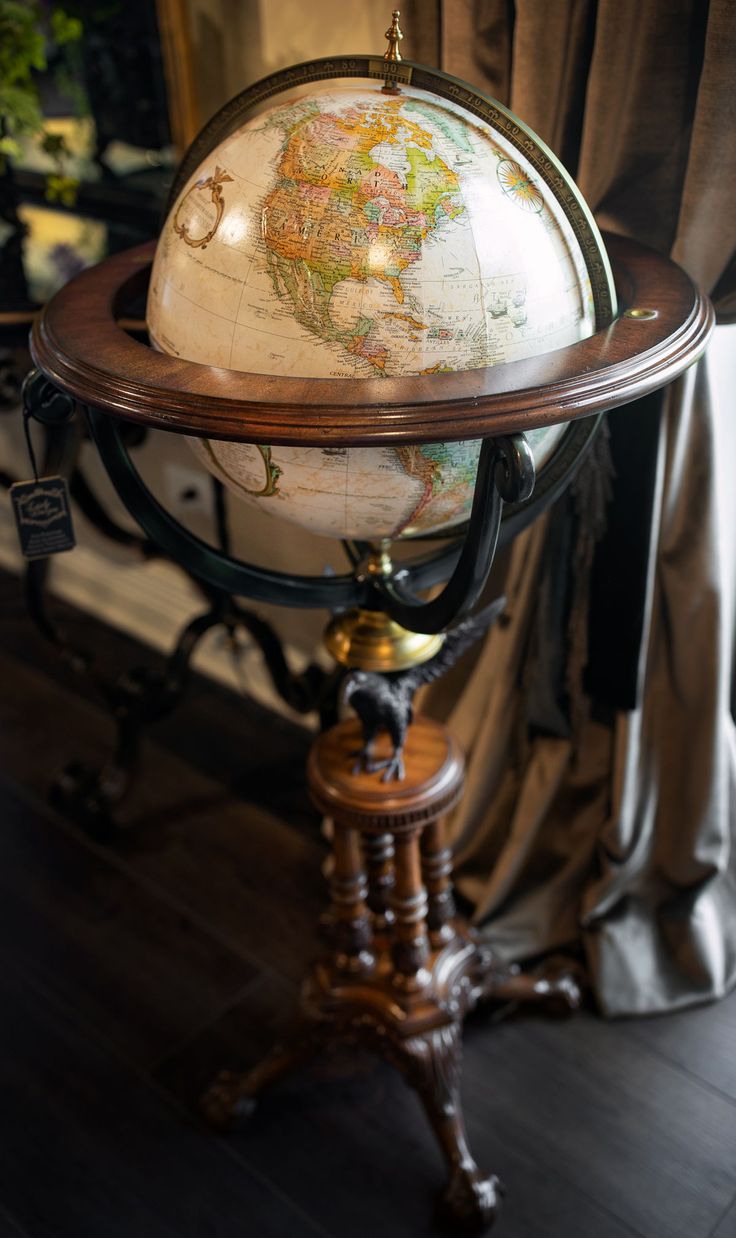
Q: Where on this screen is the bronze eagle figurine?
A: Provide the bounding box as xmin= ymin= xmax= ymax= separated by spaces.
xmin=342 ymin=597 xmax=506 ymax=781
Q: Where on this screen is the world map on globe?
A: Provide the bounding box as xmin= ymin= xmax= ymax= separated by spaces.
xmin=147 ymin=83 xmax=601 ymax=540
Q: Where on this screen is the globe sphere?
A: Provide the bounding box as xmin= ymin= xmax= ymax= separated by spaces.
xmin=147 ymin=79 xmax=609 ymax=540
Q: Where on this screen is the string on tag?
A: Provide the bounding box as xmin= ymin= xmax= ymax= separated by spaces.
xmin=22 ymin=408 xmax=40 ymax=483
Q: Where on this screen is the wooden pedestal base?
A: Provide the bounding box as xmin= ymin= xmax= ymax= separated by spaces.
xmin=202 ymin=718 xmax=581 ymax=1231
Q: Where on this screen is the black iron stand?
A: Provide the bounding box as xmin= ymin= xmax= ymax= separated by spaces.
xmin=13 ymin=373 xmax=341 ymax=834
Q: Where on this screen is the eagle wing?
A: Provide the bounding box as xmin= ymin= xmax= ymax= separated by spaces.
xmin=399 ymin=596 xmax=507 ymax=694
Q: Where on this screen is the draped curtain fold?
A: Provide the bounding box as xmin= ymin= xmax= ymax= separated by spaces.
xmin=406 ymin=0 xmax=736 ymax=1014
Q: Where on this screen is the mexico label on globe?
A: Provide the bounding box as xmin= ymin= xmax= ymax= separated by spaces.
xmin=147 ymin=81 xmax=598 ymax=539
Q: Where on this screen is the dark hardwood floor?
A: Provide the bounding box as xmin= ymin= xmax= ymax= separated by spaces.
xmin=1 ymin=567 xmax=735 ymax=1238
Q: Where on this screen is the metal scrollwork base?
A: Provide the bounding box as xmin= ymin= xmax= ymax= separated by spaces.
xmin=15 ymin=371 xmax=344 ymax=834
xmin=50 ymin=591 xmax=343 ymax=834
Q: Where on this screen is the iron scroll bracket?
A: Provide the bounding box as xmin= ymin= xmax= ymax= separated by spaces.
xmin=21 ymin=368 xmax=77 ymax=427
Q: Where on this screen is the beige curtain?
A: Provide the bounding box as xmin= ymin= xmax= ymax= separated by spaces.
xmin=410 ymin=0 xmax=736 ymax=1014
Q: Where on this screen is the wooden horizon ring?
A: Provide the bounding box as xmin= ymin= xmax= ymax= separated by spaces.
xmin=31 ymin=234 xmax=713 ymax=448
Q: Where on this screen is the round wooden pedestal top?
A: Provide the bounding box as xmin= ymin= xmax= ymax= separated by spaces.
xmin=307 ymin=718 xmax=464 ymax=835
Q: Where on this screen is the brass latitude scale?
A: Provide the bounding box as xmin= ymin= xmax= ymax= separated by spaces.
xmin=27 ymin=11 xmax=712 ymax=1230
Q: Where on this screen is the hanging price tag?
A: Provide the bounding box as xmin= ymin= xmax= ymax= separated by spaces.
xmin=10 ymin=476 xmax=76 ymax=560
xmin=14 ymin=371 xmax=77 ymax=560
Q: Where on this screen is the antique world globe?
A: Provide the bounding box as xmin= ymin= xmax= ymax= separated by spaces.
xmin=147 ymin=58 xmax=615 ymax=542
xmin=26 ymin=21 xmax=711 ymax=1229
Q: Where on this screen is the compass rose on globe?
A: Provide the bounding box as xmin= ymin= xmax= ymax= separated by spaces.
xmin=496 ymin=158 xmax=545 ymax=213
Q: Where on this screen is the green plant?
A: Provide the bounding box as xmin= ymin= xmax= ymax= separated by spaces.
xmin=0 ymin=1 xmax=85 ymax=205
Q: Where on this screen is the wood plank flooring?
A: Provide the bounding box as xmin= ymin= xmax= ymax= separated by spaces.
xmin=0 ymin=567 xmax=735 ymax=1238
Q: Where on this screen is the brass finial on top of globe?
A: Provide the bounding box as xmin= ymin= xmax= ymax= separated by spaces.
xmin=382 ymin=10 xmax=404 ymax=94
xmin=384 ymin=10 xmax=404 ymax=61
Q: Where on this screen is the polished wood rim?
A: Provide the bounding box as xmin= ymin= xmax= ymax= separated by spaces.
xmin=30 ymin=234 xmax=713 ymax=447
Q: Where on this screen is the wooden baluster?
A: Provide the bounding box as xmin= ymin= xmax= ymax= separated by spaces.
xmin=421 ymin=818 xmax=457 ymax=947
xmin=362 ymin=831 xmax=395 ymax=931
xmin=389 ymin=828 xmax=430 ymax=989
xmin=330 ymin=823 xmax=375 ymax=974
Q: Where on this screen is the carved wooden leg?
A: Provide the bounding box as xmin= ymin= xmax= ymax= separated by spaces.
xmin=485 ymin=959 xmax=583 ymax=1013
xmin=201 ymin=1023 xmax=320 ymax=1130
xmin=471 ymin=941 xmax=583 ymax=1015
xmin=421 ymin=817 xmax=457 ymax=947
xmin=303 ymin=718 xmax=509 ymax=1224
xmin=398 ymin=1023 xmax=503 ymax=1231
xmin=388 ymin=829 xmax=430 ymax=990
xmin=362 ymin=831 xmax=395 ymax=931
xmin=330 ymin=823 xmax=375 ymax=974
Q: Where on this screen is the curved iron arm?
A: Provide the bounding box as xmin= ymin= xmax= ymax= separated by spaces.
xmin=374 ymin=436 xmax=535 ymax=634
xmin=69 ymin=469 xmax=159 ymax=555
xmin=86 ymin=405 xmax=368 ymax=610
xmin=86 ymin=405 xmax=536 ymax=632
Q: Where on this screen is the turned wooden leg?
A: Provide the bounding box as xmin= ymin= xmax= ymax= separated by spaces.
xmin=388 ymin=829 xmax=431 ymax=989
xmin=421 ymin=817 xmax=457 ymax=947
xmin=330 ymin=823 xmax=375 ymax=974
xmin=399 ymin=1023 xmax=503 ymax=1231
xmin=362 ymin=831 xmax=395 ymax=930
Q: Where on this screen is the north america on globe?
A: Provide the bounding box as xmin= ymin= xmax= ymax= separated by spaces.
xmin=147 ymin=83 xmax=596 ymax=539
xmin=260 ymin=96 xmax=464 ymax=373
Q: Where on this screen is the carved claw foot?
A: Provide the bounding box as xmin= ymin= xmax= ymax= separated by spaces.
xmin=392 ymin=1024 xmax=502 ymax=1231
xmin=438 ymin=1168 xmax=504 ymax=1232
xmin=200 ymin=1070 xmax=257 ymax=1131
xmin=200 ymin=1032 xmax=319 ymax=1132
xmin=530 ymin=970 xmax=583 ymax=1015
